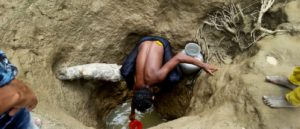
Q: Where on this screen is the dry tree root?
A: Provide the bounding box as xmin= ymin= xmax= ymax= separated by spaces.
xmin=251 ymin=0 xmax=287 ymax=43
xmin=195 ymin=26 xmax=210 ymax=62
xmin=203 ymin=0 xmax=287 ymax=51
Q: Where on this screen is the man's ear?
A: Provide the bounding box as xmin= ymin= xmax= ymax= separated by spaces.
xmin=152 ymin=96 xmax=155 ymax=100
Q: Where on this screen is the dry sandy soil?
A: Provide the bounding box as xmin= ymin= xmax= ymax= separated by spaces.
xmin=1 ymin=0 xmax=300 ymax=129
xmin=151 ymin=1 xmax=300 ymax=128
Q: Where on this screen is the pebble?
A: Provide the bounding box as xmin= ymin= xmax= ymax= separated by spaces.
xmin=266 ymin=56 xmax=278 ymax=66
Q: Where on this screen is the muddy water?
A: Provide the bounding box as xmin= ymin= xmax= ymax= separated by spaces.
xmin=106 ymin=101 xmax=166 ymax=129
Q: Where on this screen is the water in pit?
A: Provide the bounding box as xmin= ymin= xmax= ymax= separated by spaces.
xmin=106 ymin=101 xmax=166 ymax=129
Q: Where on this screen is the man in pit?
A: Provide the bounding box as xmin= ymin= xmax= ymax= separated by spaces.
xmin=120 ymin=36 xmax=218 ymax=120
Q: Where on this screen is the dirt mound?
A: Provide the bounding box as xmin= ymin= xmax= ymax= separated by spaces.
xmin=151 ymin=33 xmax=300 ymax=129
xmin=151 ymin=1 xmax=300 ymax=128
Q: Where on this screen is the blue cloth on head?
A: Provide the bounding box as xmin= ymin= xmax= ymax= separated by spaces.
xmin=120 ymin=36 xmax=182 ymax=90
xmin=0 ymin=50 xmax=30 ymax=129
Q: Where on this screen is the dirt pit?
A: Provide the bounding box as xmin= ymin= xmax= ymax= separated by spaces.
xmin=106 ymin=101 xmax=166 ymax=129
xmin=1 ymin=0 xmax=300 ymax=129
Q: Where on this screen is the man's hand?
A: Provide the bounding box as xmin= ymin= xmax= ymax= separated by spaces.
xmin=203 ymin=64 xmax=218 ymax=75
xmin=8 ymin=79 xmax=38 ymax=116
xmin=129 ymin=113 xmax=135 ymax=121
xmin=174 ymin=52 xmax=218 ymax=75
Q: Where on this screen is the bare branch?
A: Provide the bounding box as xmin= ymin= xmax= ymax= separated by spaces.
xmin=237 ymin=4 xmax=245 ymax=18
xmin=254 ymin=0 xmax=276 ymax=34
xmin=204 ymin=3 xmax=239 ymax=35
xmin=222 ymin=21 xmax=237 ymax=34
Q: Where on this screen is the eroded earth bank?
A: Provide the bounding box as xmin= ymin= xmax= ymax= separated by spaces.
xmin=1 ymin=0 xmax=300 ymax=129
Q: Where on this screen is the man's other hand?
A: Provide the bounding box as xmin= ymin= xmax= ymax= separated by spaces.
xmin=8 ymin=79 xmax=38 ymax=116
xmin=203 ymin=64 xmax=218 ymax=75
xmin=129 ymin=113 xmax=135 ymax=121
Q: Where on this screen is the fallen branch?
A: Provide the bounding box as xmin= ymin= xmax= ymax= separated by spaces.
xmin=57 ymin=63 xmax=122 ymax=82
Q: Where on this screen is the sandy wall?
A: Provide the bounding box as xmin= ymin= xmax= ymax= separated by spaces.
xmin=1 ymin=0 xmax=299 ymax=129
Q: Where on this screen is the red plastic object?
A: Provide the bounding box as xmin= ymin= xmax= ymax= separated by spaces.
xmin=129 ymin=120 xmax=143 ymax=129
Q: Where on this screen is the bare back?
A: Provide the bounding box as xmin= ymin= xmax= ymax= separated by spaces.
xmin=135 ymin=41 xmax=164 ymax=88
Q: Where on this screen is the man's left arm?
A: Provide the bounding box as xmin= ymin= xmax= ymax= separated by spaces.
xmin=157 ymin=52 xmax=218 ymax=81
xmin=0 ymin=50 xmax=37 ymax=116
xmin=0 ymin=82 xmax=21 ymax=114
xmin=129 ymin=101 xmax=135 ymax=121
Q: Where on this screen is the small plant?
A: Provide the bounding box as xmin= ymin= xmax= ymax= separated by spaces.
xmin=203 ymin=0 xmax=287 ymax=51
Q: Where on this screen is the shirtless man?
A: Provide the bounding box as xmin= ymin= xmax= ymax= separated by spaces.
xmin=128 ymin=39 xmax=218 ymax=120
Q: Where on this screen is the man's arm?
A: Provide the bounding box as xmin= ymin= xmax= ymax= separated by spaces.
xmin=0 ymin=82 xmax=20 ymax=114
xmin=0 ymin=50 xmax=37 ymax=116
xmin=0 ymin=79 xmax=37 ymax=116
xmin=157 ymin=52 xmax=217 ymax=81
xmin=129 ymin=101 xmax=135 ymax=121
